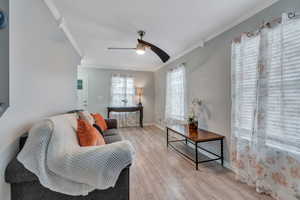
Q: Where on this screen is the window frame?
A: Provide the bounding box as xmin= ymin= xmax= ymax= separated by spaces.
xmin=110 ymin=75 xmax=135 ymax=107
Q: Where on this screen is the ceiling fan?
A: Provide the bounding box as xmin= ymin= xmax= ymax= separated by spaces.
xmin=108 ymin=30 xmax=170 ymax=63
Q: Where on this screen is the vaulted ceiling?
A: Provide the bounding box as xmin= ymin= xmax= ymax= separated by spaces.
xmin=49 ymin=0 xmax=277 ymax=71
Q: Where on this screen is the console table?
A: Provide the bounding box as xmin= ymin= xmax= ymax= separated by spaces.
xmin=107 ymin=106 xmax=143 ymax=128
xmin=167 ymin=125 xmax=224 ymax=170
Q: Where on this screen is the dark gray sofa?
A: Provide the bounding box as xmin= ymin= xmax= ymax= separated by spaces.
xmin=5 ymin=119 xmax=130 ymax=200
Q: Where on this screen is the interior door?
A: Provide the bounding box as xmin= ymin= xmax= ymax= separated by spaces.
xmin=77 ymin=74 xmax=88 ymax=110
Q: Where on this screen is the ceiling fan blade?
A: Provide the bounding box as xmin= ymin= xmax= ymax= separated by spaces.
xmin=108 ymin=47 xmax=136 ymax=50
xmin=138 ymin=39 xmax=170 ymax=63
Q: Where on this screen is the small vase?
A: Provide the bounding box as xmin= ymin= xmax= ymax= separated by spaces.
xmin=188 ymin=122 xmax=197 ymax=130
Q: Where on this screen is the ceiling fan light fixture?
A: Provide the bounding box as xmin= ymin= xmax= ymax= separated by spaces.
xmin=107 ymin=30 xmax=170 ymax=62
xmin=136 ymin=43 xmax=146 ymax=55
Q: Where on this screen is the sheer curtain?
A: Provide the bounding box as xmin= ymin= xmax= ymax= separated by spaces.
xmin=231 ymin=13 xmax=300 ymax=200
xmin=110 ymin=74 xmax=138 ymax=127
xmin=165 ymin=64 xmax=187 ymax=124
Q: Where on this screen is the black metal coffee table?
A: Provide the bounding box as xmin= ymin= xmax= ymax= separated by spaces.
xmin=167 ymin=125 xmax=225 ymax=170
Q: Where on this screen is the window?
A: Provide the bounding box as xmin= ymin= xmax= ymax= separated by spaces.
xmin=232 ymin=15 xmax=300 ymax=153
xmin=232 ymin=36 xmax=260 ymax=139
xmin=265 ymin=17 xmax=300 ymax=152
xmin=165 ymin=65 xmax=186 ymax=122
xmin=110 ymin=75 xmax=135 ymax=107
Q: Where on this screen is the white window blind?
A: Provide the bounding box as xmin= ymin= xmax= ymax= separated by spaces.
xmin=165 ymin=65 xmax=186 ymax=122
xmin=265 ymin=17 xmax=300 ymax=152
xmin=111 ymin=75 xmax=135 ymax=107
xmin=232 ymin=36 xmax=260 ymax=139
xmin=232 ymin=14 xmax=300 ymax=153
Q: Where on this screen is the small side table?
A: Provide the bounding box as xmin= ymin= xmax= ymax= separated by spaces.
xmin=167 ymin=125 xmax=225 ymax=170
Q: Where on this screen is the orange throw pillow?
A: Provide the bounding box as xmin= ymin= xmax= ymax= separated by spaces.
xmin=77 ymin=119 xmax=106 ymax=147
xmin=91 ymin=113 xmax=108 ymax=131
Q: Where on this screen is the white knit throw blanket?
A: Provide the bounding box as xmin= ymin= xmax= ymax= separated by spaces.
xmin=17 ymin=114 xmax=135 ymax=196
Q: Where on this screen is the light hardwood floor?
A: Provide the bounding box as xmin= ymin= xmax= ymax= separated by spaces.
xmin=120 ymin=126 xmax=273 ymax=200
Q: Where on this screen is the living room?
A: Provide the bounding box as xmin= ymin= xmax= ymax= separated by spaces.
xmin=1 ymin=0 xmax=300 ymax=200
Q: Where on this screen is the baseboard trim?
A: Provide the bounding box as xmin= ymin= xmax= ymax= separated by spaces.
xmin=144 ymin=123 xmax=155 ymax=126
xmin=154 ymin=123 xmax=165 ymax=131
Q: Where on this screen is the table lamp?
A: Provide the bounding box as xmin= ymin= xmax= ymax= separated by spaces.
xmin=136 ymin=87 xmax=144 ymax=106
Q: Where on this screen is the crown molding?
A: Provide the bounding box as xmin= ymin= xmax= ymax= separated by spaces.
xmin=44 ymin=0 xmax=61 ymax=20
xmin=44 ymin=0 xmax=83 ymax=57
xmin=153 ymin=39 xmax=205 ymax=71
xmin=79 ymin=64 xmax=155 ymax=72
xmin=154 ymin=0 xmax=279 ymax=72
xmin=204 ymin=0 xmax=279 ymax=43
xmin=44 ymin=0 xmax=278 ymax=72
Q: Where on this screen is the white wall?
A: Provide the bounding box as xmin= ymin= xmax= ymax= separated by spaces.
xmin=78 ymin=67 xmax=155 ymax=124
xmin=0 ymin=0 xmax=80 ymax=199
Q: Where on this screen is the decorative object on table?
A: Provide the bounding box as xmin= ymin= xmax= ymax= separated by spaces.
xmin=0 ymin=8 xmax=8 ymax=29
xmin=121 ymin=99 xmax=128 ymax=104
xmin=188 ymin=117 xmax=198 ymax=130
xmin=188 ymin=98 xmax=202 ymax=130
xmin=136 ymin=87 xmax=144 ymax=106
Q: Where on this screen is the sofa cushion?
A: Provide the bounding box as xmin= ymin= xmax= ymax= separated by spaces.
xmin=91 ymin=113 xmax=108 ymax=131
xmin=78 ymin=111 xmax=95 ymax=125
xmin=77 ymin=119 xmax=106 ymax=146
xmin=104 ymin=135 xmax=122 ymax=144
xmin=105 ymin=119 xmax=118 ymax=129
xmin=103 ymin=129 xmax=119 ymax=137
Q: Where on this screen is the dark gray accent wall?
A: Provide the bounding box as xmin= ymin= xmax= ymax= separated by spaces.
xmin=154 ymin=0 xmax=300 ymax=167
xmin=0 ymin=0 xmax=9 ymax=117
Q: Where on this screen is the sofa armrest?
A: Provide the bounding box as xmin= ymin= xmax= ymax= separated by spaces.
xmin=105 ymin=119 xmax=118 ymax=129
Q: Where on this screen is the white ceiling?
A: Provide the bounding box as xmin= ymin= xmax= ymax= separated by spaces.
xmin=50 ymin=0 xmax=277 ymax=71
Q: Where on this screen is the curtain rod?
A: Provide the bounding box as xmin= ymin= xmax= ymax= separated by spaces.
xmin=233 ymin=11 xmax=299 ymax=43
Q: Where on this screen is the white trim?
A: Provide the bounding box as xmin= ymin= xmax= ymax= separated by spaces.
xmin=44 ymin=0 xmax=83 ymax=57
xmin=154 ymin=123 xmax=165 ymax=131
xmin=44 ymin=0 xmax=61 ymax=20
xmin=154 ymin=0 xmax=279 ymax=71
xmin=154 ymin=40 xmax=205 ymax=71
xmin=204 ymin=0 xmax=279 ymax=43
xmin=45 ymin=0 xmax=278 ymax=73
xmin=79 ymin=64 xmax=155 ymax=72
xmin=143 ymin=123 xmax=155 ymax=126
xmin=59 ymin=18 xmax=83 ymax=57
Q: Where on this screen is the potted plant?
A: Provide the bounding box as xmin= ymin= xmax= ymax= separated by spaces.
xmin=188 ymin=98 xmax=202 ymax=130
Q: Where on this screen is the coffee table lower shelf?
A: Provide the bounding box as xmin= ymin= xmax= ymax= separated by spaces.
xmin=167 ymin=127 xmax=224 ymax=170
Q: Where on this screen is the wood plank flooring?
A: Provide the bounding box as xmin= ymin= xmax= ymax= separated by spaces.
xmin=120 ymin=126 xmax=273 ymax=200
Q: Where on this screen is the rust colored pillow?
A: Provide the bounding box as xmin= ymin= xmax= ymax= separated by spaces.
xmin=77 ymin=119 xmax=106 ymax=147
xmin=91 ymin=113 xmax=108 ymax=131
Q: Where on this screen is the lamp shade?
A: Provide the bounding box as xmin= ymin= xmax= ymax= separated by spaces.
xmin=136 ymin=87 xmax=144 ymax=96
